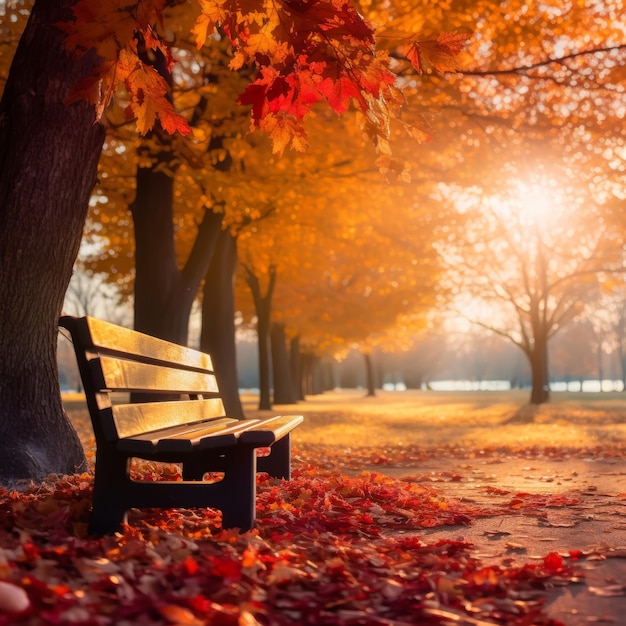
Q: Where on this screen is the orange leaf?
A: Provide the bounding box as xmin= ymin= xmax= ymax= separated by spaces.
xmin=192 ymin=0 xmax=229 ymax=48
xmin=260 ymin=114 xmax=308 ymax=155
xmin=158 ymin=604 xmax=200 ymax=625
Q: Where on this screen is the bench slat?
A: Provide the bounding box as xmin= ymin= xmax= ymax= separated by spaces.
xmin=112 ymin=398 xmax=228 ymax=439
xmin=119 ymin=419 xmax=266 ymax=454
xmin=62 ymin=315 xmax=214 ymax=372
xmin=116 ymin=416 xmax=303 ymax=455
xmin=90 ymin=356 xmax=219 ymax=395
xmin=116 ymin=417 xmax=241 ymax=454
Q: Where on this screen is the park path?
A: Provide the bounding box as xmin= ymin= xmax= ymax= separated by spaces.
xmin=373 ymin=456 xmax=626 ymax=625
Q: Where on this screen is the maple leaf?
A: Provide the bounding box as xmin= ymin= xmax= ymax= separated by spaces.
xmin=400 ymin=40 xmax=420 ymax=73
xmin=246 ymin=29 xmax=277 ymax=57
xmin=228 ymin=50 xmax=247 ymax=70
xmin=65 ymin=60 xmax=117 ymax=110
xmin=403 ymin=31 xmax=470 ymax=75
xmin=121 ymin=49 xmax=191 ymax=135
xmin=259 ymin=113 xmax=308 ymax=155
xmin=192 ymin=0 xmax=229 ymax=48
xmin=322 ymin=75 xmax=361 ymax=114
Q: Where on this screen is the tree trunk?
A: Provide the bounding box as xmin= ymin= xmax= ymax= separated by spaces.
xmin=528 ymin=338 xmax=550 ymax=404
xmin=320 ymin=360 xmax=335 ymax=391
xmin=257 ymin=317 xmax=272 ymax=410
xmin=0 ymin=0 xmax=105 ymax=483
xmin=300 ymin=353 xmax=314 ymax=396
xmin=131 ymin=162 xmax=222 ymax=345
xmin=597 ymin=340 xmax=604 ymax=392
xmin=300 ymin=353 xmax=323 ymax=395
xmin=200 ymin=229 xmax=244 ymax=418
xmin=363 ymin=352 xmax=377 ymax=397
xmin=271 ymin=323 xmax=297 ymax=404
xmin=290 ymin=336 xmax=305 ymax=401
xmin=243 ymin=265 xmax=276 ymax=411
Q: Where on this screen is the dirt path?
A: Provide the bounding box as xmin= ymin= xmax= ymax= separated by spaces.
xmin=373 ymin=456 xmax=626 ymax=625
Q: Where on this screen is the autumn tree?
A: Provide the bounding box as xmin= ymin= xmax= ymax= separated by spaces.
xmin=441 ymin=168 xmax=625 ymax=404
xmin=374 ymin=0 xmax=626 ymax=403
xmin=234 ymin=130 xmax=445 ymax=403
xmin=76 ymin=0 xmax=467 ymax=418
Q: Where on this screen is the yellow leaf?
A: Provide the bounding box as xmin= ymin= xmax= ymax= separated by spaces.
xmin=229 ymin=50 xmax=247 ymax=71
xmin=245 ymin=30 xmax=276 ymax=56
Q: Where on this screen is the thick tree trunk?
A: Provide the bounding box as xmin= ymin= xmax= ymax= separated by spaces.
xmin=200 ymin=230 xmax=244 ymax=418
xmin=131 ymin=163 xmax=222 ymax=345
xmin=271 ymin=323 xmax=297 ymax=404
xmin=0 ymin=0 xmax=105 ymax=483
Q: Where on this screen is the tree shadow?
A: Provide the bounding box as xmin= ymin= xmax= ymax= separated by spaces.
xmin=501 ymin=406 xmax=538 ymax=425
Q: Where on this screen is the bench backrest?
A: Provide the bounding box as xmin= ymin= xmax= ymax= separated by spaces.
xmin=59 ymin=316 xmax=227 ymax=442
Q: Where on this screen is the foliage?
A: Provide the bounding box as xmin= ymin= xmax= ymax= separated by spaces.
xmin=77 ymin=0 xmax=625 ymax=364
xmin=58 ymin=0 xmax=466 ymax=156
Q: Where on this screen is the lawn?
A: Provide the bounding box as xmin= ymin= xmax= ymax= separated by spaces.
xmin=249 ymin=389 xmax=626 ymax=464
xmin=66 ymin=388 xmax=626 ymax=457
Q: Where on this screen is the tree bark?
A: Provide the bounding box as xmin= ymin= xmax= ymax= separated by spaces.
xmin=200 ymin=229 xmax=244 ymax=418
xmin=131 ymin=162 xmax=222 ymax=345
xmin=271 ymin=323 xmax=297 ymax=404
xmin=0 ymin=0 xmax=105 ymax=483
xmin=243 ymin=264 xmax=276 ymax=411
xmin=528 ymin=337 xmax=550 ymax=405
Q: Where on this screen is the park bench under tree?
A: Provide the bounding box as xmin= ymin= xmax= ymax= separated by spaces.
xmin=59 ymin=315 xmax=303 ymax=535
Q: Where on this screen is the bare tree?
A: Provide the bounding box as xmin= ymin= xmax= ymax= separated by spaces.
xmin=441 ymin=181 xmax=625 ymax=405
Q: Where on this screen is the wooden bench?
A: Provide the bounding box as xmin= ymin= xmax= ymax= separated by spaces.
xmin=59 ymin=315 xmax=303 ymax=535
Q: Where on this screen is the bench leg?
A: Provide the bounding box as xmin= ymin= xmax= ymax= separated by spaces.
xmin=220 ymin=446 xmax=256 ymax=531
xmin=89 ymin=451 xmax=130 ymax=535
xmin=257 ymin=434 xmax=292 ymax=479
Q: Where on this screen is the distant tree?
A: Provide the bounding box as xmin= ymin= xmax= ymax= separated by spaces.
xmin=443 ymin=178 xmax=625 ymax=404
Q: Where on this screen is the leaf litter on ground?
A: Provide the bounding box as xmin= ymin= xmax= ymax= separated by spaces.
xmin=0 ymin=459 xmax=583 ymax=625
xmin=9 ymin=390 xmax=622 ymax=625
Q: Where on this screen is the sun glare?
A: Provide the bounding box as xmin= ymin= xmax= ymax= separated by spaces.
xmin=486 ymin=178 xmax=566 ymax=231
xmin=518 ymin=182 xmax=554 ymax=223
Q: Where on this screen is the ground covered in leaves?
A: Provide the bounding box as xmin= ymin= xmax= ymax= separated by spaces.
xmin=2 ymin=390 xmax=625 ymax=625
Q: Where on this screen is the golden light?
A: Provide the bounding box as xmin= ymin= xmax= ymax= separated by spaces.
xmin=517 ymin=181 xmax=555 ymax=224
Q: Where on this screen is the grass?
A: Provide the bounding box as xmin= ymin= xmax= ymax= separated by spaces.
xmin=64 ymin=389 xmax=626 ymax=456
xmin=247 ymin=389 xmax=626 ymax=452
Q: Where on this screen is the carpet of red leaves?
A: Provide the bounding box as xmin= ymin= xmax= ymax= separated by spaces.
xmin=0 ymin=444 xmax=586 ymax=626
